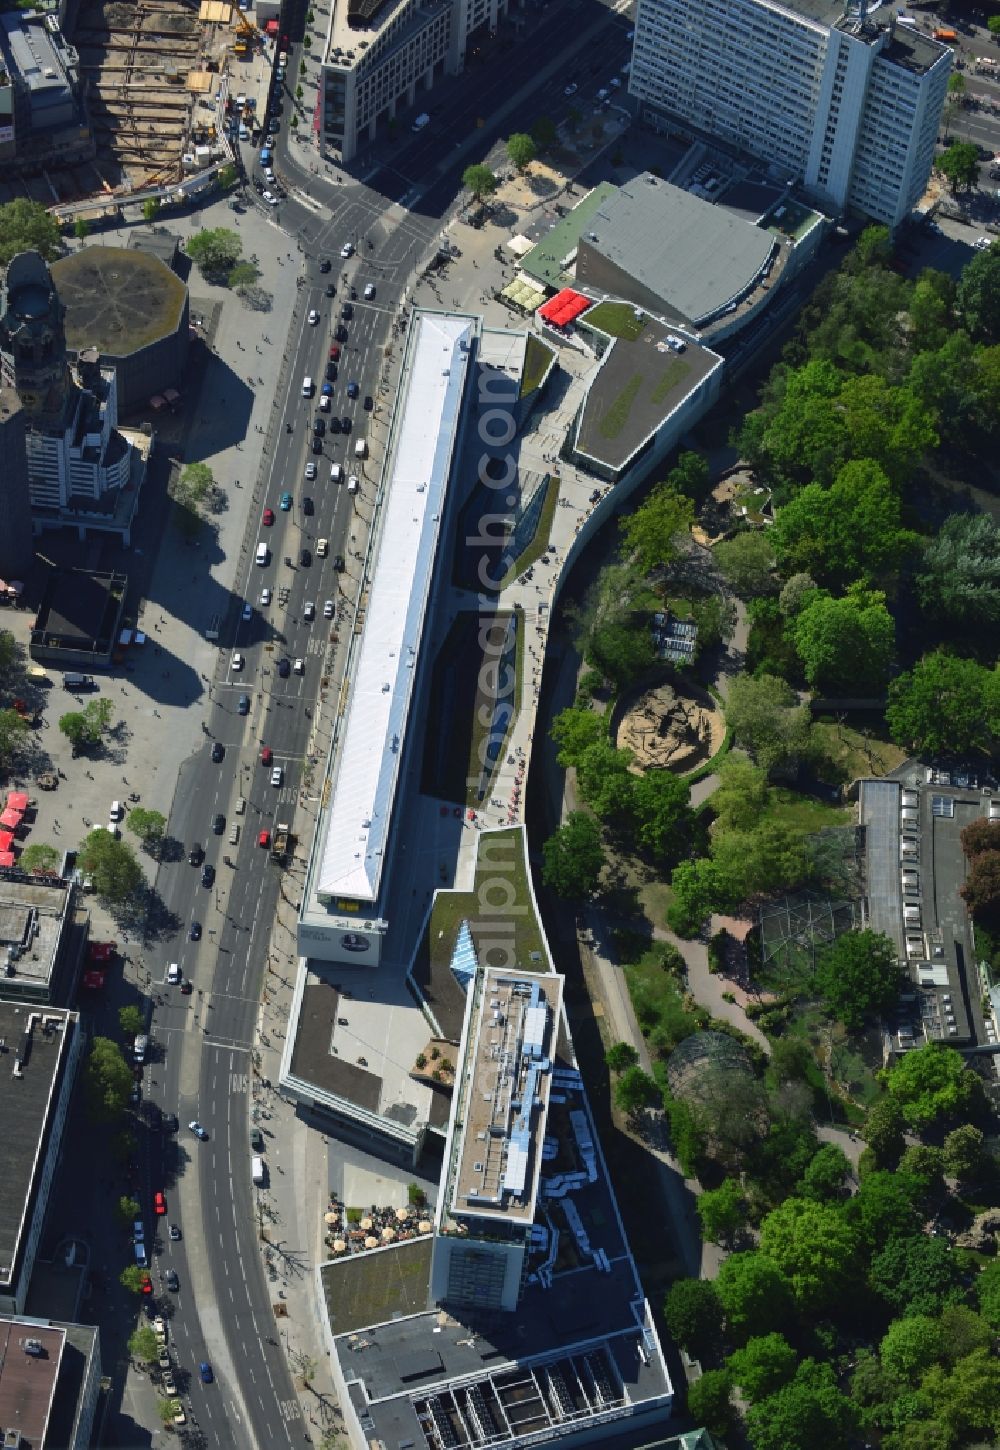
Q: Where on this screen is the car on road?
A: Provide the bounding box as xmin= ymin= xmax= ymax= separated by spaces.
xmin=341 ymin=302 xmax=353 ymax=320
xmin=167 ymin=961 xmax=182 ymax=984
xmin=190 ymin=917 xmax=202 ymax=940
xmin=347 ymin=380 xmax=360 ymax=399
xmin=335 ymin=324 xmax=348 ymax=342
xmin=325 ymin=362 xmax=337 ymax=382
xmin=271 ymin=765 xmax=284 ymax=787
xmin=311 ymin=437 xmax=323 ymax=454
xmin=261 ymin=746 xmax=273 ymax=765
xmin=153 ymin=1315 xmax=167 ymax=1338
xmin=304 ymin=601 xmax=315 ymax=620
xmin=262 ymin=190 xmax=279 ymax=206
xmin=305 ymin=460 xmax=317 ymax=480
xmin=334 ymin=554 xmax=346 ymax=573
xmin=238 ymin=693 xmax=250 ymax=715
xmin=169 ymin=1224 xmax=181 ymax=1241
xmin=163 ymin=1113 xmax=179 ymax=1133
xmin=319 ymin=258 xmax=331 ymax=273
xmin=564 ymin=81 xmax=578 ymax=95
xmin=300 ymin=547 xmax=311 ymax=567
xmin=141 ymin=1273 xmax=153 ymax=1296
xmin=313 ymin=419 xmax=325 ymax=436
xmin=260 ymin=587 xmax=271 ymax=606
xmin=302 ymin=496 xmax=314 ymax=514
xmin=341 ymin=415 xmax=352 ymax=433
xmin=180 ymin=980 xmax=193 ymax=995
xmin=280 ymin=491 xmax=292 ymax=509
xmin=364 ymin=282 xmax=376 ymax=299
xmin=165 ymin=1268 xmax=181 ymax=1290
xmin=231 ymin=652 xmax=244 ymax=672
xmin=201 ymin=863 xmax=215 ymax=888
xmin=325 ymin=282 xmax=336 ymax=297
xmin=276 ymin=657 xmax=291 ymax=677
xmin=211 ymin=742 xmax=225 ymax=762
xmin=242 ymin=602 xmax=253 ymax=621
xmin=188 ymin=1122 xmax=208 ymax=1141
xmin=329 ymin=343 xmax=341 ymax=360
xmin=212 ymin=812 xmax=225 ymax=835
xmin=262 ymin=507 xmax=275 ymax=525
xmin=324 ymin=599 xmax=335 ymax=618
xmin=328 ymin=416 xmax=341 ymax=434
xmin=200 ymin=1363 xmax=215 ymax=1384
xmin=364 ymin=394 xmax=373 ymax=410
xmin=189 ymin=841 xmax=204 ymax=864
xmin=340 ymin=241 xmax=354 ymax=257
xmin=258 ymin=829 xmax=271 ymax=848
xmin=307 ymin=309 xmax=319 ymax=325
xmin=293 ymin=657 xmax=304 ymax=674
xmin=154 ymin=1191 xmax=167 ymax=1215
xmin=318 ymin=537 xmax=329 ymax=555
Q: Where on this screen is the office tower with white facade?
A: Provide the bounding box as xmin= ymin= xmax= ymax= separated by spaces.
xmin=318 ymin=0 xmax=508 ymax=165
xmin=630 ymin=0 xmax=951 ymax=228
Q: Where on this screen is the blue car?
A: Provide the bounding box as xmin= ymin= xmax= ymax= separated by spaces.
xmin=321 ymin=382 xmax=333 ymax=396
xmin=279 ymin=492 xmax=292 ymax=511
xmin=199 ymin=1362 xmax=214 ymax=1384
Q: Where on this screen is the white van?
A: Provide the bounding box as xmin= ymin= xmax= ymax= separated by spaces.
xmin=353 ymin=438 xmax=366 ymax=459
xmin=134 ymin=1033 xmax=148 ymax=1064
xmin=317 ymin=538 xmax=329 ymax=557
xmin=301 ymin=376 xmax=313 ymax=397
xmin=251 ymin=1155 xmax=266 ymax=1186
xmin=110 ymin=800 xmax=123 ymax=822
xmin=329 ymin=463 xmax=343 ymax=483
xmin=256 ymin=542 xmax=269 ymax=566
xmin=348 ymin=475 xmax=360 ymax=495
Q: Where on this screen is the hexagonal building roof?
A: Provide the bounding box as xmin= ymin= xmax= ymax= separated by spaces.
xmin=50 ymin=246 xmax=187 ymax=358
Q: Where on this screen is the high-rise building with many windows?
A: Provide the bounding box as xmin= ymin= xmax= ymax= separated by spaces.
xmin=629 ymin=0 xmax=951 ymax=228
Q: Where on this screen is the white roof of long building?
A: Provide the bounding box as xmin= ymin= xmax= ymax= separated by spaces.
xmin=317 ymin=311 xmax=475 ymax=903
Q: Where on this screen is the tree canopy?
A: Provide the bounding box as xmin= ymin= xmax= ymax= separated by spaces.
xmin=185 ymin=226 xmax=242 ymax=281
xmin=541 ymin=812 xmax=604 ymax=897
xmin=85 ymin=1036 xmax=133 ymax=1122
xmin=882 ymin=1043 xmax=986 ymax=1131
xmin=0 ymin=198 xmax=62 ymax=265
xmin=619 ymin=483 xmax=693 ymax=574
xmin=745 ymin=1358 xmax=856 ymax=1450
xmin=78 ymin=829 xmax=143 ymax=904
xmin=957 ymin=240 xmax=1000 ymax=343
xmin=769 ymin=459 xmax=916 ymax=588
xmin=814 ymin=929 xmax=900 ymax=1030
xmin=724 ymin=673 xmax=814 ymax=774
xmin=757 ymin=1197 xmax=860 ymax=1310
xmin=934 ymin=140 xmax=981 ymax=192
xmin=715 ymin=1251 xmax=795 ymax=1338
xmin=727 ymin=1332 xmax=799 ymax=1402
xmin=886 ymin=650 xmax=1000 ymax=756
xmin=462 ymin=163 xmax=497 ymax=201
xmin=714 ymin=531 xmax=778 ymax=597
xmin=663 ymin=1278 xmax=724 ymax=1359
xmin=791 ymin=585 xmax=894 ymax=695
xmin=505 ymin=133 xmax=536 ymax=171
xmin=916 ymin=513 xmax=1000 ymax=626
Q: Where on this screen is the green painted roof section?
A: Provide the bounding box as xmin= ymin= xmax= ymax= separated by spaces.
xmin=519 ymin=183 xmax=617 ymax=289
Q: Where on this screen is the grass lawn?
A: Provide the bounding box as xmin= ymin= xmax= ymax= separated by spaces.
xmin=500 ymin=474 xmax=560 ymax=585
xmin=637 ymin=878 xmax=674 ymax=926
xmin=428 ymin=827 xmax=550 ymax=976
xmin=586 ymin=301 xmax=647 ymax=340
xmin=598 ymin=374 xmax=643 ymax=439
xmin=812 ymin=719 xmax=908 ymax=783
xmin=650 ymin=358 xmax=691 ymax=405
xmin=520 ymin=335 xmax=555 ymax=397
xmin=760 ymin=787 xmax=854 ymax=834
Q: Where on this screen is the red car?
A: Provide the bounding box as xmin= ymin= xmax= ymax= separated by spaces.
xmin=260 ymin=746 xmax=273 ymax=766
xmin=328 ymin=344 xmax=340 ymax=360
xmin=154 ymin=1191 xmax=167 ymax=1215
xmin=141 ymin=1273 xmax=153 ymax=1296
xmin=262 ymin=507 xmax=275 ymax=526
xmin=258 ymin=829 xmax=271 ymax=849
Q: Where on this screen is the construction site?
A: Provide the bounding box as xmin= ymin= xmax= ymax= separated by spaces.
xmin=0 ymin=0 xmax=264 ymax=205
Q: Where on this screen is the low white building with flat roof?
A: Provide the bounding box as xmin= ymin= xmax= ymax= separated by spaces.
xmin=298 ymin=310 xmax=478 ymax=966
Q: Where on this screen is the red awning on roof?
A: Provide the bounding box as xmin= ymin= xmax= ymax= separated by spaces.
xmin=265 ymin=17 xmax=278 ymax=31
xmin=0 ymin=808 xmax=22 ymax=828
xmin=538 ymin=289 xmax=591 ymax=328
xmin=0 ymin=831 xmax=15 ymax=851
xmin=0 ymin=851 xmax=15 ymax=868
xmin=6 ymin=791 xmax=28 ymax=811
